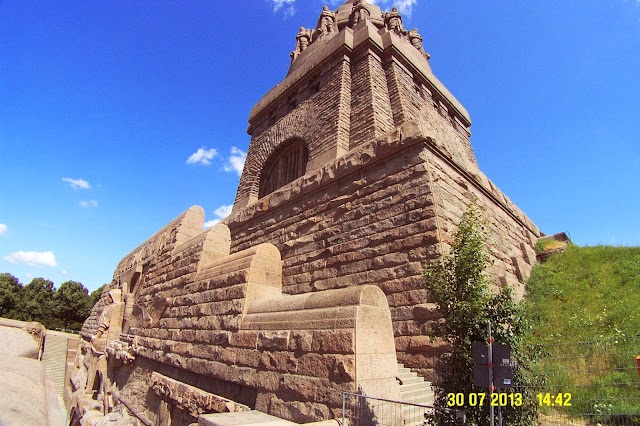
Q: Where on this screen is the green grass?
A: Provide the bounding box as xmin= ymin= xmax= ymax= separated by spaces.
xmin=523 ymin=245 xmax=640 ymax=419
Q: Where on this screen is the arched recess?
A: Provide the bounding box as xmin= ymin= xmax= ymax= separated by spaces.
xmin=259 ymin=138 xmax=309 ymax=198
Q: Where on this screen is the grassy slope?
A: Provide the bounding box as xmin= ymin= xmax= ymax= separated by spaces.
xmin=523 ymin=245 xmax=640 ymax=416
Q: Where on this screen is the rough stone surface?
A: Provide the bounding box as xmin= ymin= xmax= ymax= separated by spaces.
xmin=0 ymin=321 xmax=41 ymax=359
xmin=0 ymin=325 xmax=64 ymax=426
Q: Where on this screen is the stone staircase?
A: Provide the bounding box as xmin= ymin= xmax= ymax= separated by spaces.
xmin=397 ymin=363 xmax=434 ymax=426
xmin=41 ymin=333 xmax=71 ymax=396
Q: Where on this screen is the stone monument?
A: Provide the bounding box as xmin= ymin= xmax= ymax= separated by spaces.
xmin=67 ymin=1 xmax=540 ymax=424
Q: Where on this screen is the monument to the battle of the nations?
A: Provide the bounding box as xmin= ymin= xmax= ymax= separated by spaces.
xmin=66 ymin=1 xmax=541 ymax=424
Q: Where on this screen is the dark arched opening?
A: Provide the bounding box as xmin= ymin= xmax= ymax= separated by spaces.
xmin=259 ymin=138 xmax=309 ymax=198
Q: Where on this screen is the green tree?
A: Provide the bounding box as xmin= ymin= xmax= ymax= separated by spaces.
xmin=0 ymin=273 xmax=23 ymax=318
xmin=52 ymin=280 xmax=90 ymax=330
xmin=422 ymin=207 xmax=538 ymax=425
xmin=18 ymin=277 xmax=56 ymax=327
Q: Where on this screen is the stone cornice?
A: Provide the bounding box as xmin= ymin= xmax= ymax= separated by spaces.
xmin=248 ymin=21 xmax=470 ymax=130
xmin=227 ymin=122 xmax=538 ymax=237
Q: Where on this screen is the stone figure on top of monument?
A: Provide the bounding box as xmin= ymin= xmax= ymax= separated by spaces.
xmin=408 ymin=28 xmax=430 ymax=59
xmin=317 ymin=5 xmax=336 ymax=34
xmin=290 ymin=26 xmax=313 ymax=62
xmin=384 ymin=6 xmax=405 ymax=35
xmin=352 ymin=0 xmax=371 ymax=25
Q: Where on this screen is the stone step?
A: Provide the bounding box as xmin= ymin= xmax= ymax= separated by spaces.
xmin=402 ymin=386 xmax=433 ymax=400
xmin=402 ymin=407 xmax=429 ymax=426
xmin=41 ymin=334 xmax=70 ymax=397
xmin=397 ymin=373 xmax=424 ymax=383
xmin=396 ymin=363 xmax=435 ymax=424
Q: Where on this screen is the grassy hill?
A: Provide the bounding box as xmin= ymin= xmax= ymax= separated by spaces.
xmin=523 ymin=245 xmax=640 ymax=420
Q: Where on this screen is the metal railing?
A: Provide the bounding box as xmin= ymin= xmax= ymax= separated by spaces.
xmin=342 ymin=392 xmax=466 ymax=426
xmin=522 ymin=336 xmax=640 ymax=425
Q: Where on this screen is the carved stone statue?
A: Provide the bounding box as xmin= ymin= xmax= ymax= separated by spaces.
xmin=384 ymin=7 xmax=405 ymax=35
xmin=296 ymin=27 xmax=312 ymax=52
xmin=317 ymin=5 xmax=336 ymax=34
xmin=352 ymin=0 xmax=370 ymax=25
xmin=291 ymin=27 xmax=313 ymax=63
xmin=85 ymin=289 xmax=125 ymax=398
xmin=408 ymin=28 xmax=430 ymax=59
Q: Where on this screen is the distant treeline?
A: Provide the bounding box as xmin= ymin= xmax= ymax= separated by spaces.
xmin=0 ymin=272 xmax=106 ymax=331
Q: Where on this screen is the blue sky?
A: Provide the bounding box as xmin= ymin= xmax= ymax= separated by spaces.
xmin=1 ymin=0 xmax=639 ymax=291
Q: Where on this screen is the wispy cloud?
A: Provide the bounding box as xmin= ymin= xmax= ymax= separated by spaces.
xmin=62 ymin=177 xmax=91 ymax=190
xmin=204 ymin=204 xmax=234 ymax=228
xmin=79 ymin=200 xmax=99 ymax=208
xmin=186 ymin=147 xmax=218 ymax=166
xmin=370 ymin=0 xmax=418 ymax=16
xmin=0 ymin=224 xmax=7 ymax=235
xmin=224 ymin=147 xmax=247 ymax=176
xmin=270 ymin=0 xmax=296 ymax=18
xmin=4 ymin=250 xmax=58 ymax=267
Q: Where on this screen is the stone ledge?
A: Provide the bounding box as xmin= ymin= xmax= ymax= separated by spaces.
xmin=150 ymin=372 xmax=250 ymax=418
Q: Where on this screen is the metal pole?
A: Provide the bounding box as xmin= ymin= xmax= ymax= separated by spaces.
xmin=488 ymin=321 xmax=494 ymax=426
xmin=342 ymin=392 xmax=346 ymax=426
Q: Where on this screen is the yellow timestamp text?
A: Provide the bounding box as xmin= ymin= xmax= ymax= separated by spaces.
xmin=446 ymin=392 xmax=523 ymax=407
xmin=537 ymin=393 xmax=572 ymax=407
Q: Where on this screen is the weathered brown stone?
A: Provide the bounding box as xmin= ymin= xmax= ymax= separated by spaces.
xmin=311 ymin=330 xmax=354 ymax=354
xmin=257 ymin=330 xmax=290 ymax=351
xmin=229 ymin=331 xmax=257 ymax=349
xmin=288 ymin=330 xmax=313 ymax=353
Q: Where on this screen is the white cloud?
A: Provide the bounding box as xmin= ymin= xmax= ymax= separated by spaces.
xmin=203 ymin=219 xmax=221 ymax=228
xmin=214 ymin=204 xmax=233 ymax=218
xmin=4 ymin=250 xmax=58 ymax=267
xmin=224 ymin=147 xmax=247 ymax=176
xmin=62 ymin=177 xmax=91 ymax=190
xmin=396 ymin=0 xmax=418 ymax=16
xmin=204 ymin=204 xmax=234 ymax=229
xmin=186 ymin=147 xmax=218 ymax=166
xmin=370 ymin=0 xmax=418 ymax=16
xmin=0 ymin=224 xmax=7 ymax=235
xmin=79 ymin=200 xmax=99 ymax=208
xmin=270 ymin=0 xmax=295 ymax=17
xmin=61 ymin=269 xmax=68 ymax=275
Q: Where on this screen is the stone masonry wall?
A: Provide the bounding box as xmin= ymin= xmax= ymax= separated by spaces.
xmin=383 ymin=57 xmax=477 ymax=169
xmin=80 ymin=208 xmax=399 ymax=423
xmin=349 ymin=46 xmax=395 ymax=149
xmin=227 ymin=123 xmax=539 ymax=380
xmin=236 ymin=52 xmax=351 ymax=208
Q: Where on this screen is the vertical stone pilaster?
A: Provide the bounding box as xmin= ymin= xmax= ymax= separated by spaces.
xmin=349 ymin=49 xmax=395 ymax=149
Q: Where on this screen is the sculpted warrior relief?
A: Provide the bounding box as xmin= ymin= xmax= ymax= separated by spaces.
xmin=352 ymin=0 xmax=371 ymax=25
xmin=291 ymin=6 xmax=337 ymax=63
xmin=317 ymin=5 xmax=336 ymax=33
xmin=290 ymin=4 xmax=430 ymax=64
xmin=384 ymin=6 xmax=405 ymax=35
xmin=408 ymin=28 xmax=430 ymax=59
xmin=290 ymin=27 xmax=313 ymax=62
xmin=84 ymin=290 xmax=125 ymax=409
